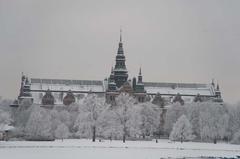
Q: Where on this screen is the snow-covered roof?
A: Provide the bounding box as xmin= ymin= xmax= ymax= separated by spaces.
xmin=30 ymin=78 xmax=105 ymax=104
xmin=144 ymin=82 xmax=207 ymax=88
xmin=30 ymin=78 xmax=215 ymax=95
xmin=28 ymin=78 xmax=215 ymax=104
xmin=31 ymin=78 xmax=103 ymax=86
xmin=144 ymin=82 xmax=214 ymax=96
xmin=31 ymin=78 xmax=104 ymax=91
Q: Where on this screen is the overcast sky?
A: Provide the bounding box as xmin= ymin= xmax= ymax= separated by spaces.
xmin=0 ymin=0 xmax=240 ymax=103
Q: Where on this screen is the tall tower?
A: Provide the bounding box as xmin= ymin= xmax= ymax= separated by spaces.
xmin=113 ymin=29 xmax=128 ymax=88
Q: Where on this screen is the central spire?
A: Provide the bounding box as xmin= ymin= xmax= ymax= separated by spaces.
xmin=120 ymin=28 xmax=122 ymax=42
xmin=113 ymin=29 xmax=128 ymax=88
xmin=118 ymin=29 xmax=124 ymax=55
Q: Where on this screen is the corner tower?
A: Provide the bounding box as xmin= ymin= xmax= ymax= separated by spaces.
xmin=113 ymin=30 xmax=128 ymax=88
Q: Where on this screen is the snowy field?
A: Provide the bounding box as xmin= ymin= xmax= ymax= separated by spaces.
xmin=0 ymin=139 xmax=240 ymax=159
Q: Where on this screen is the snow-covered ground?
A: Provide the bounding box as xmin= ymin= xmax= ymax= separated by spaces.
xmin=0 ymin=139 xmax=240 ymax=159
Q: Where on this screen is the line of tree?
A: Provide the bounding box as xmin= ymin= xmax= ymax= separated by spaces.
xmin=1 ymin=94 xmax=240 ymax=144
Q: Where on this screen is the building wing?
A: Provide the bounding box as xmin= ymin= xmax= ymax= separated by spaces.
xmin=144 ymin=82 xmax=214 ymax=96
xmin=144 ymin=82 xmax=215 ymax=102
xmin=30 ymin=78 xmax=105 ymax=104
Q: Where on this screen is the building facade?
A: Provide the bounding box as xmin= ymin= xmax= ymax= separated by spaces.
xmin=13 ymin=32 xmax=223 ymax=107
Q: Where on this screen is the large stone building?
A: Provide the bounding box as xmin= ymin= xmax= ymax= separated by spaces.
xmin=13 ymin=32 xmax=223 ymax=107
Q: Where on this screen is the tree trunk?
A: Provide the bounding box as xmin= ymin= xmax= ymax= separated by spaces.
xmin=180 ymin=132 xmax=183 ymax=143
xmin=123 ymin=126 xmax=126 ymax=143
xmin=123 ymin=134 xmax=126 ymax=143
xmin=92 ymin=126 xmax=96 ymax=142
xmin=213 ymin=138 xmax=217 ymax=144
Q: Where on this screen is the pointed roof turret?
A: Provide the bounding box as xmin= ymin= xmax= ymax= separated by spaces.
xmin=211 ymin=78 xmax=215 ymax=88
xmin=108 ymin=67 xmax=117 ymax=91
xmin=111 ymin=66 xmax=114 ymax=75
xmin=135 ymin=67 xmax=145 ymax=93
xmin=216 ymin=83 xmax=220 ymax=91
xmin=120 ymin=28 xmax=122 ymax=43
xmin=214 ymin=81 xmax=222 ymax=100
xmin=109 ymin=67 xmax=115 ymax=81
xmin=117 ymin=29 xmax=124 ymax=55
xmin=138 ymin=67 xmax=143 ymax=83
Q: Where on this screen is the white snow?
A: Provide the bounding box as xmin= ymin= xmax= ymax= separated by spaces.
xmin=0 ymin=124 xmax=14 ymax=131
xmin=145 ymin=86 xmax=213 ymax=96
xmin=30 ymin=78 xmax=215 ymax=104
xmin=0 ymin=139 xmax=239 ymax=159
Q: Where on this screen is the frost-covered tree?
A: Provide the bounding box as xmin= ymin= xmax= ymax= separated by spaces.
xmin=50 ymin=109 xmax=62 ymax=132
xmin=227 ymin=103 xmax=240 ymax=140
xmin=185 ymin=102 xmax=202 ymax=138
xmin=67 ymin=103 xmax=80 ymax=132
xmin=231 ymin=129 xmax=240 ymax=144
xmin=54 ymin=123 xmax=70 ymax=141
xmin=19 ymin=98 xmax=33 ymax=108
xmin=110 ymin=93 xmax=137 ymax=143
xmin=10 ymin=104 xmax=35 ymax=137
xmin=25 ymin=106 xmax=53 ymax=140
xmin=138 ymin=102 xmax=160 ymax=139
xmin=0 ymin=109 xmax=12 ymax=133
xmin=169 ymin=115 xmax=195 ymax=143
xmin=74 ymin=94 xmax=107 ymax=142
xmin=0 ymin=109 xmax=11 ymax=126
xmin=0 ymin=99 xmax=12 ymax=112
xmin=164 ymin=103 xmax=186 ymax=135
xmin=199 ymin=103 xmax=229 ymax=144
xmin=58 ymin=110 xmax=71 ymax=128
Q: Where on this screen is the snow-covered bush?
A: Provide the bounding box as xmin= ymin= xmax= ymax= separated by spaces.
xmin=169 ymin=115 xmax=195 ymax=142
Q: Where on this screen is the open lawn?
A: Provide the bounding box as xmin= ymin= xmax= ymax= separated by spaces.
xmin=0 ymin=139 xmax=239 ymax=159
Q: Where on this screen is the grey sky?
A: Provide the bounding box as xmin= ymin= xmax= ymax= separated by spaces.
xmin=0 ymin=0 xmax=239 ymax=103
